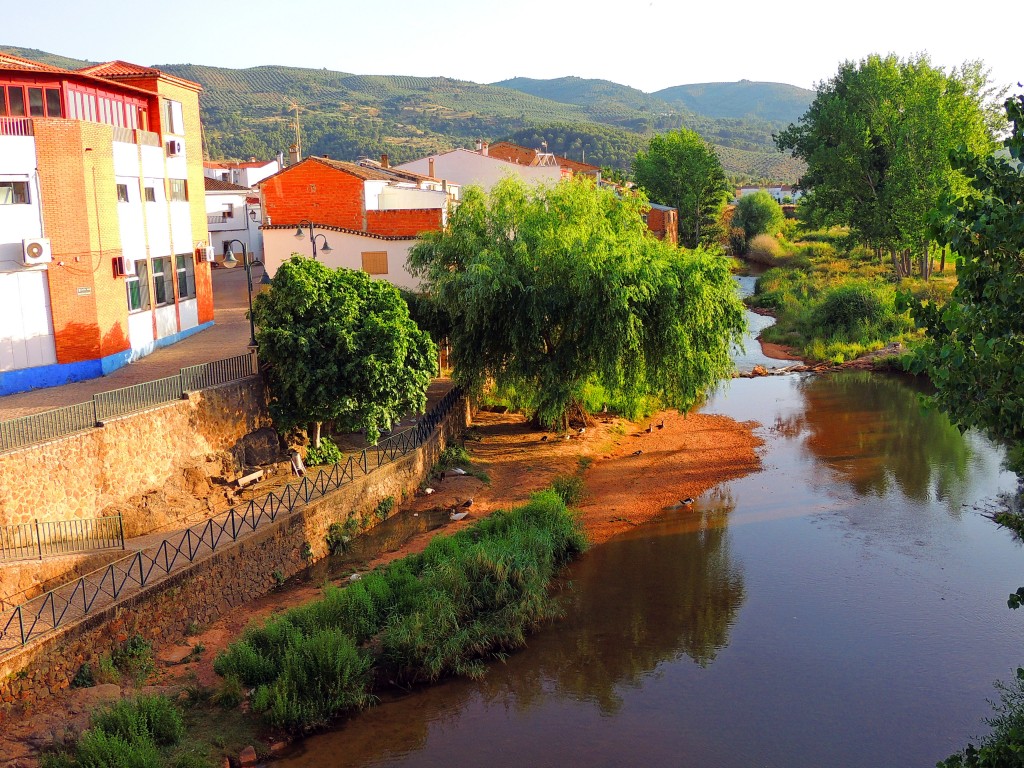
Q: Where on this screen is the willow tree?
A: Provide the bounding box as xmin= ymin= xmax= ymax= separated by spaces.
xmin=409 ymin=177 xmax=745 ymax=429
xmin=252 ymin=256 xmax=437 ymax=445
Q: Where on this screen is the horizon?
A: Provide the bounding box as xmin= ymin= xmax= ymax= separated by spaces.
xmin=4 ymin=0 xmax=1019 ymax=96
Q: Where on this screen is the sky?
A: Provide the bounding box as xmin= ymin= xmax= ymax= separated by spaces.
xmin=4 ymin=0 xmax=1020 ymax=94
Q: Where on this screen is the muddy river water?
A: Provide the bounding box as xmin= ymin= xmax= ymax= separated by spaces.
xmin=278 ymin=300 xmax=1021 ymax=767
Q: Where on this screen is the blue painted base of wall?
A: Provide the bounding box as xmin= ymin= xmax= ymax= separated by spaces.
xmin=0 ymin=321 xmax=216 ymax=397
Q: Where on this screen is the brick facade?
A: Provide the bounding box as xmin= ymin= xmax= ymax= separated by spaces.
xmin=261 ymin=161 xmax=366 ymax=232
xmin=365 ymin=208 xmax=443 ymax=237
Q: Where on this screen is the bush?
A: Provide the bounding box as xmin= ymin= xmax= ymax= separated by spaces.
xmin=939 ymin=668 xmax=1024 ymax=767
xmin=91 ymin=696 xmax=184 ymax=748
xmin=73 ymin=728 xmax=161 ymax=768
xmin=728 ymin=227 xmax=746 ymax=256
xmin=305 ymin=437 xmax=342 ymax=467
xmin=733 ymin=190 xmax=784 ymax=241
xmin=374 ymin=497 xmax=394 ymax=522
xmin=747 ymin=234 xmax=783 ymax=264
xmin=811 ymin=284 xmax=885 ymax=333
xmin=111 ymin=635 xmax=154 ymax=685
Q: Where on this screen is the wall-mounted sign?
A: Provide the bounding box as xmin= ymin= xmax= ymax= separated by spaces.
xmin=77 ymin=287 xmax=92 ymax=296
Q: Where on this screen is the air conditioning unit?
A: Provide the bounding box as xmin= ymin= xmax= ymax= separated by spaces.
xmin=166 ymin=139 xmax=183 ymax=156
xmin=112 ymin=256 xmax=136 ymax=277
xmin=22 ymin=238 xmax=52 ymax=266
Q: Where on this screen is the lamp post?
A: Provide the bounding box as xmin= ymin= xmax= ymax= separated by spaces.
xmin=223 ymin=238 xmax=257 ymax=347
xmin=294 ymin=219 xmax=333 ymax=258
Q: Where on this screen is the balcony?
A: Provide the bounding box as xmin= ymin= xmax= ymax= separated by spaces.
xmin=112 ymin=127 xmax=162 ymax=146
xmin=0 ymin=118 xmax=34 ymax=137
xmin=207 ymin=214 xmax=227 ymax=225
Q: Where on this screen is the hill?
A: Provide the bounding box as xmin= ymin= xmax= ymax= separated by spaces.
xmin=653 ymin=80 xmax=814 ymax=123
xmin=0 ymin=46 xmax=806 ymax=182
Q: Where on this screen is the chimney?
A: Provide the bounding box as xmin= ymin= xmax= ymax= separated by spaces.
xmin=428 ymin=157 xmax=435 ymax=178
xmin=381 ymin=153 xmax=389 ymax=168
xmin=249 ymin=156 xmax=257 ymax=162
xmin=441 ymin=179 xmax=447 ymax=193
xmin=481 ymin=141 xmax=489 ymax=156
xmin=288 ymin=143 xmax=300 ymax=165
xmin=475 ymin=140 xmax=482 ymax=153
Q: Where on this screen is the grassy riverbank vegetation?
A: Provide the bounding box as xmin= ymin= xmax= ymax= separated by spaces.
xmin=213 ymin=489 xmax=587 ymax=733
xmin=745 ymin=227 xmax=957 ymax=363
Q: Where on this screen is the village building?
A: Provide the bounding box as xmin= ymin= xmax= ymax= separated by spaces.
xmin=0 ymin=53 xmax=213 ymax=395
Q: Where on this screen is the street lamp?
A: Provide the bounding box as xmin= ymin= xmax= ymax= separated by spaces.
xmin=293 ymin=219 xmax=333 ymax=258
xmin=223 ymin=238 xmax=257 ymax=347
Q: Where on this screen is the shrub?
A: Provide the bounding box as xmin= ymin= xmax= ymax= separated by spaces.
xmin=728 ymin=227 xmax=746 ymax=255
xmin=374 ymin=496 xmax=394 ymax=522
xmin=747 ymin=234 xmax=783 ymax=264
xmin=72 ymin=663 xmax=95 ymax=689
xmin=436 ymin=445 xmax=471 ymax=471
xmin=733 ymin=190 xmax=784 ymax=241
xmin=111 ymin=635 xmax=154 ymax=685
xmin=91 ymin=696 xmax=184 ymax=748
xmin=939 ymin=668 xmax=1024 ymax=767
xmin=811 ymin=284 xmax=885 ymax=334
xmin=305 ymin=437 xmax=342 ymax=467
xmin=73 ymin=728 xmax=161 ymax=768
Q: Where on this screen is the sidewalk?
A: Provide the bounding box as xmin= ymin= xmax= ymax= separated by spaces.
xmin=0 ymin=267 xmax=265 ymax=421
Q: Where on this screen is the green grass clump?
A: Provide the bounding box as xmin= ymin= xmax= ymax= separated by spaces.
xmin=41 ymin=696 xmax=186 ymax=768
xmin=551 ymin=474 xmax=585 ymax=506
xmin=214 ymin=488 xmax=587 ymax=733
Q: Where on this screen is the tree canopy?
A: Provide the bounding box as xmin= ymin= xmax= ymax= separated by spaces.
xmin=777 ymin=54 xmax=997 ymax=277
xmin=633 ymin=128 xmax=730 ymax=248
xmin=905 ymin=94 xmax=1024 ymax=470
xmin=408 ymin=177 xmax=745 ymax=429
xmin=733 ymin=190 xmax=785 ymax=242
xmin=252 ymin=256 xmax=437 ymax=445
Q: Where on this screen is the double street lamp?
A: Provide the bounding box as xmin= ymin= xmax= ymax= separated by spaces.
xmin=223 ymin=238 xmax=259 ymax=347
xmin=294 ymin=219 xmax=333 ymax=258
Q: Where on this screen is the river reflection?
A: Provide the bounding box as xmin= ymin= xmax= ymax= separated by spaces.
xmin=279 ymin=373 xmax=1021 ymax=768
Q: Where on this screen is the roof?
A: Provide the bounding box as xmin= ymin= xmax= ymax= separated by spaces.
xmin=260 ymin=223 xmax=418 ymax=241
xmin=204 ymin=160 xmax=277 ymax=170
xmin=648 ymin=203 xmax=676 ymax=212
xmin=259 ymin=156 xmax=440 ymax=187
xmin=204 ymin=177 xmax=252 ymax=192
xmin=488 ymin=141 xmax=600 ymax=174
xmin=0 ymin=52 xmax=68 ymax=73
xmin=77 ymin=60 xmax=162 ymax=77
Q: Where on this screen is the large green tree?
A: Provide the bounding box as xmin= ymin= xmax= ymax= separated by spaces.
xmin=732 ymin=190 xmax=785 ymax=242
xmin=633 ymin=128 xmax=730 ymax=248
xmin=906 ymin=94 xmax=1024 ymax=470
xmin=777 ymin=54 xmax=996 ymax=278
xmin=252 ymin=256 xmax=437 ymax=446
xmin=409 ymin=177 xmax=745 ymax=429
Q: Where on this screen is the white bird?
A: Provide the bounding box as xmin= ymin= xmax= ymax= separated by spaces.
xmin=450 ymin=467 xmax=467 ymax=475
xmin=680 ymin=497 xmax=694 ymax=506
xmin=578 ymin=427 xmax=586 ymax=435
xmin=424 ymin=487 xmax=435 ymax=495
xmin=450 ymin=511 xmax=469 ymax=521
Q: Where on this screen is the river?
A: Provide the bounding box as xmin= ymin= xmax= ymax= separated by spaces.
xmin=276 ymin=293 xmax=1021 ymax=767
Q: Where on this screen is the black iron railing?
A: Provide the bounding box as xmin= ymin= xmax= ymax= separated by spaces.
xmin=0 ymin=351 xmax=258 ymax=453
xmin=0 ymin=516 xmax=125 ymax=562
xmin=0 ymin=387 xmax=463 ymax=655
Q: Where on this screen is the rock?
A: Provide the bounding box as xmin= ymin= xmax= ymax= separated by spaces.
xmin=236 ymin=427 xmax=282 ymax=467
xmin=269 ymin=741 xmax=288 ymax=754
xmin=239 ymin=746 xmax=258 ymax=767
xmin=157 ymin=644 xmax=194 ymax=665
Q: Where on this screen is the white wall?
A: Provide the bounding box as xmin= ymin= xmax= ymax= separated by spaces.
xmin=179 ymin=297 xmax=198 ymax=330
xmin=155 ymin=304 xmax=177 ymax=339
xmin=0 ymin=271 xmax=57 ymax=371
xmin=116 ymin=175 xmax=147 ymax=262
xmin=144 ymin=179 xmax=172 ymax=258
xmin=396 ymin=149 xmax=561 ymax=192
xmin=169 ymin=202 xmax=193 ymax=256
xmin=140 ymin=145 xmax=164 ymax=178
xmin=127 ymin=308 xmax=154 ymax=353
xmin=0 ymin=136 xmax=43 ymax=270
xmin=263 ymin=228 xmax=420 ymax=291
xmin=112 ymin=142 xmax=140 ymax=177
xmin=377 ymin=186 xmax=449 ymax=211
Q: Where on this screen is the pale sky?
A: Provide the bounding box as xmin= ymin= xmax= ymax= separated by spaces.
xmin=5 ymin=0 xmax=1020 ymax=94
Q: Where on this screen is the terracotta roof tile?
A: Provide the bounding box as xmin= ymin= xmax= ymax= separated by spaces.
xmin=77 ymin=60 xmax=161 ymax=77
xmin=204 ymin=177 xmax=252 ymax=192
xmin=0 ymin=53 xmax=69 ymax=73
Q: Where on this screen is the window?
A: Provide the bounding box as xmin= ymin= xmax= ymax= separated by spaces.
xmin=151 ymin=257 xmax=173 ymax=305
xmin=361 ymin=251 xmax=389 ymax=275
xmin=222 ymin=204 xmax=233 ymax=219
xmin=27 ymin=88 xmax=43 ymax=117
xmin=168 ymin=179 xmax=188 ymax=202
xmin=116 ymin=183 xmax=130 ymax=203
xmin=0 ymin=181 xmax=30 ymax=205
xmin=7 ymin=87 xmax=25 ymax=117
xmin=144 ymin=186 xmax=156 ymax=203
xmin=175 ymin=254 xmax=196 ymax=299
xmin=126 ymin=260 xmax=150 ymax=312
xmin=0 ymin=88 xmax=6 ymax=117
xmin=162 ymin=98 xmax=183 ymax=134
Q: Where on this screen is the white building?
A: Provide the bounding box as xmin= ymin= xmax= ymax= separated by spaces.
xmin=394 ymin=145 xmax=566 ymax=192
xmin=204 ymin=177 xmax=263 ymax=262
xmin=203 ymin=159 xmax=279 ymax=189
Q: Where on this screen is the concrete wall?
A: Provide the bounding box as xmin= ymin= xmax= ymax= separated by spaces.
xmin=0 ymin=377 xmax=270 ymax=530
xmin=0 ymin=395 xmax=470 ymax=709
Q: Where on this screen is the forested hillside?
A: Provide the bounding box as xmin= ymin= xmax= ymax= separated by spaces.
xmin=1 ymin=46 xmax=807 ymax=182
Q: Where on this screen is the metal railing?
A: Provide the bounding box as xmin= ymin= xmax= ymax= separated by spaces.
xmin=136 ymin=129 xmax=161 ymax=147
xmin=207 ymin=214 xmax=227 ymax=225
xmin=0 ymin=117 xmax=34 ymax=137
xmin=0 ymin=351 xmax=258 ymax=454
xmin=0 ymin=516 xmax=124 ymax=562
xmin=0 ymin=386 xmax=464 ymax=655
xmin=112 ymin=125 xmax=136 ymax=144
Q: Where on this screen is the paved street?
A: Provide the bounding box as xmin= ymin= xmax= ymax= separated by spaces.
xmin=0 ymin=266 xmax=267 ymax=421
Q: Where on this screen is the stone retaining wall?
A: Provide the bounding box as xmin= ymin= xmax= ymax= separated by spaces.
xmin=0 ymin=378 xmax=271 ymax=530
xmin=0 ymin=395 xmax=470 ymax=711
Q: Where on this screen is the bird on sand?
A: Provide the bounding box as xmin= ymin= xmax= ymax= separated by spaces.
xmin=657 ymin=419 xmax=665 ymax=430
xmin=461 ymin=498 xmax=473 ymax=508
xmin=645 ymin=424 xmax=653 ymax=434
xmin=632 ymin=449 xmax=644 ymax=456
xmin=450 ymin=467 xmax=467 ymax=475
xmin=439 ymin=471 xmax=446 ymax=482
xmin=680 ymin=497 xmax=694 ymax=506
xmin=541 ymin=435 xmax=549 ymax=442
xmin=424 ymin=487 xmax=435 ymax=495
xmin=450 ymin=511 xmax=469 ymax=521
xmin=578 ymin=427 xmax=586 ymax=435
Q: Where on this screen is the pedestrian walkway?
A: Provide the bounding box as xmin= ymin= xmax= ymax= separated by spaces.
xmin=0 ymin=267 xmax=266 ymax=421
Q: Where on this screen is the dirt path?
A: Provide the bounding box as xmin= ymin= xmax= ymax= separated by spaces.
xmin=0 ymin=407 xmax=762 ymax=767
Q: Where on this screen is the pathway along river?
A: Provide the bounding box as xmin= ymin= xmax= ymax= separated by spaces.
xmin=277 ymin=284 xmax=1022 ymax=768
